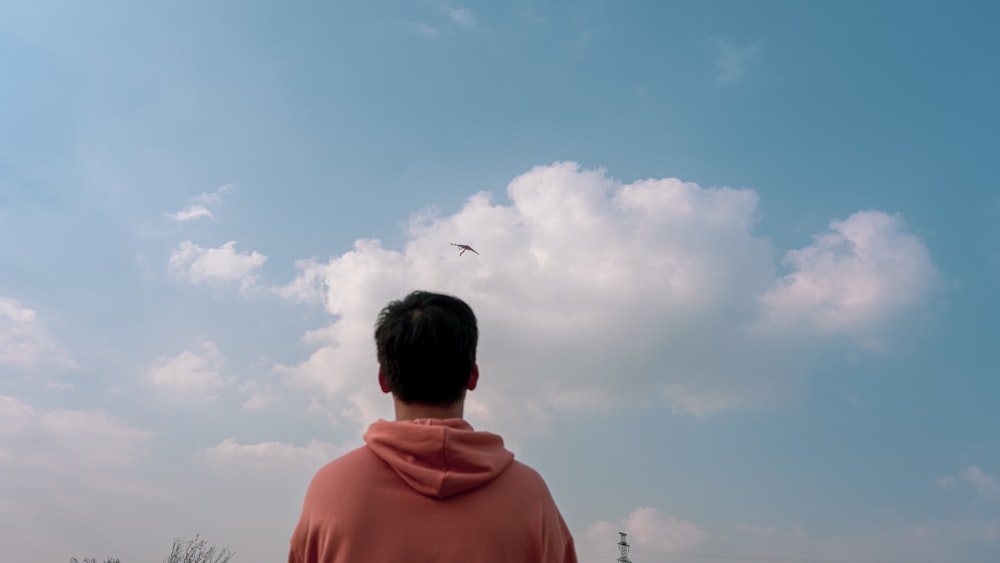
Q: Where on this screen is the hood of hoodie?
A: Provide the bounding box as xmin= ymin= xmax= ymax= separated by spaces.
xmin=364 ymin=418 xmax=515 ymax=499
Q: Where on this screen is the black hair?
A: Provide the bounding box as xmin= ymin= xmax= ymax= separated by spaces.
xmin=374 ymin=290 xmax=478 ymax=405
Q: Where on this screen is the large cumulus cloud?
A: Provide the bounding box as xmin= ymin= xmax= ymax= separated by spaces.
xmin=274 ymin=162 xmax=942 ymax=435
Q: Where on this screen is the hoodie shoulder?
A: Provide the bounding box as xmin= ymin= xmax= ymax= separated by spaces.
xmin=496 ymin=459 xmax=565 ymax=506
xmin=302 ymin=446 xmax=388 ymax=502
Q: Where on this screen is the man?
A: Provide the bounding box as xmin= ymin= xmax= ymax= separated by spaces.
xmin=288 ymin=290 xmax=578 ymax=563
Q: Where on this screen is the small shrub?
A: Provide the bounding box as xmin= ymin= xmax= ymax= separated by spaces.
xmin=165 ymin=534 xmax=234 ymax=563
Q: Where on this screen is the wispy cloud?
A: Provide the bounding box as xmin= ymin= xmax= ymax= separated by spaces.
xmin=165 ymin=205 xmax=214 ymax=222
xmin=709 ymin=38 xmax=760 ymax=84
xmin=147 ymin=342 xmax=229 ymax=402
xmin=199 ymin=438 xmax=343 ymax=472
xmin=936 ymin=475 xmax=957 ymax=489
xmin=448 ymin=8 xmax=475 ymax=27
xmin=0 ymin=392 xmax=164 ymax=558
xmin=1 ymin=396 xmax=152 ymax=469
xmin=238 ymin=381 xmax=279 ymax=410
xmin=937 ymin=466 xmax=999 ymax=502
xmin=0 ymin=297 xmax=75 ymax=369
xmin=193 ymin=184 xmax=235 ymax=205
xmin=0 ymin=396 xmax=35 ymax=440
xmin=410 ymin=22 xmax=440 ymax=40
xmin=585 ymin=507 xmax=707 ymax=554
xmin=963 ymin=466 xmax=1000 ymax=502
xmin=164 ymin=184 xmax=236 ymax=222
xmin=168 ymin=240 xmax=267 ymax=291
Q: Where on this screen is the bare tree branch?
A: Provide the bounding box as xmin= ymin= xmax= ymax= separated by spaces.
xmin=165 ymin=533 xmax=235 ymax=563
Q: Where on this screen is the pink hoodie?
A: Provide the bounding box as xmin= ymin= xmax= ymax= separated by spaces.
xmin=288 ymin=419 xmax=577 ymax=563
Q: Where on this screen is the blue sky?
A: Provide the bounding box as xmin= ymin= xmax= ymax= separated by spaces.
xmin=2 ymin=1 xmax=999 ymax=562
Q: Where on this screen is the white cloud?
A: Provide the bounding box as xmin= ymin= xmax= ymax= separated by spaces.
xmin=0 ymin=396 xmax=35 ymax=439
xmin=193 ymin=183 xmax=235 ymax=205
xmin=273 ymin=257 xmax=328 ymax=305
xmin=275 ymin=162 xmax=941 ymax=435
xmin=936 ymin=475 xmax=957 ymax=489
xmin=410 ymin=22 xmax=440 ymax=40
xmin=448 ymin=8 xmax=475 ymax=27
xmin=962 ymin=466 xmax=999 ymax=502
xmin=0 ymin=297 xmax=75 ymax=368
xmin=147 ymin=341 xmax=228 ymax=401
xmin=165 ymin=204 xmax=214 ymax=222
xmin=709 ymin=38 xmax=760 ymax=84
xmin=759 ymin=210 xmax=941 ymax=346
xmin=238 ymin=380 xmax=278 ymax=410
xmin=0 ymin=299 xmax=37 ymax=324
xmin=586 ymin=507 xmax=707 ymax=554
xmin=0 ymin=396 xmax=151 ymax=469
xmin=165 ymin=184 xmax=235 ymax=222
xmin=199 ymin=438 xmax=343 ymax=471
xmin=39 ymin=409 xmax=152 ymax=468
xmin=168 ymin=240 xmax=267 ymax=291
xmin=0 ymin=395 xmax=166 ymax=562
xmin=937 ymin=466 xmax=999 ymax=502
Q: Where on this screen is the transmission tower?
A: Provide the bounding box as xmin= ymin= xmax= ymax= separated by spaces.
xmin=617 ymin=531 xmax=632 ymax=563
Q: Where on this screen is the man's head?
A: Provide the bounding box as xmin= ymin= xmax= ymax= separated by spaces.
xmin=374 ymin=290 xmax=478 ymax=406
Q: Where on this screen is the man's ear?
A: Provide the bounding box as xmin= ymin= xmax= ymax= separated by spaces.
xmin=467 ymin=363 xmax=479 ymax=391
xmin=378 ymin=369 xmax=391 ymax=394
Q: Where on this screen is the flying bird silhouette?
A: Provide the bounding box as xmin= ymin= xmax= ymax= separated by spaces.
xmin=450 ymin=243 xmax=479 ymax=256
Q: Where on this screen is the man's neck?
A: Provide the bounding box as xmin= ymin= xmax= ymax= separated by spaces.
xmin=393 ymin=398 xmax=464 ymax=421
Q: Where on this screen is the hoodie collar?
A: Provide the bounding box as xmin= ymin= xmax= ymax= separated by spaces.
xmin=364 ymin=418 xmax=515 ymax=499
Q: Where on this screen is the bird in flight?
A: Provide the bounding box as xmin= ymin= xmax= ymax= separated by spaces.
xmin=450 ymin=243 xmax=479 ymax=256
